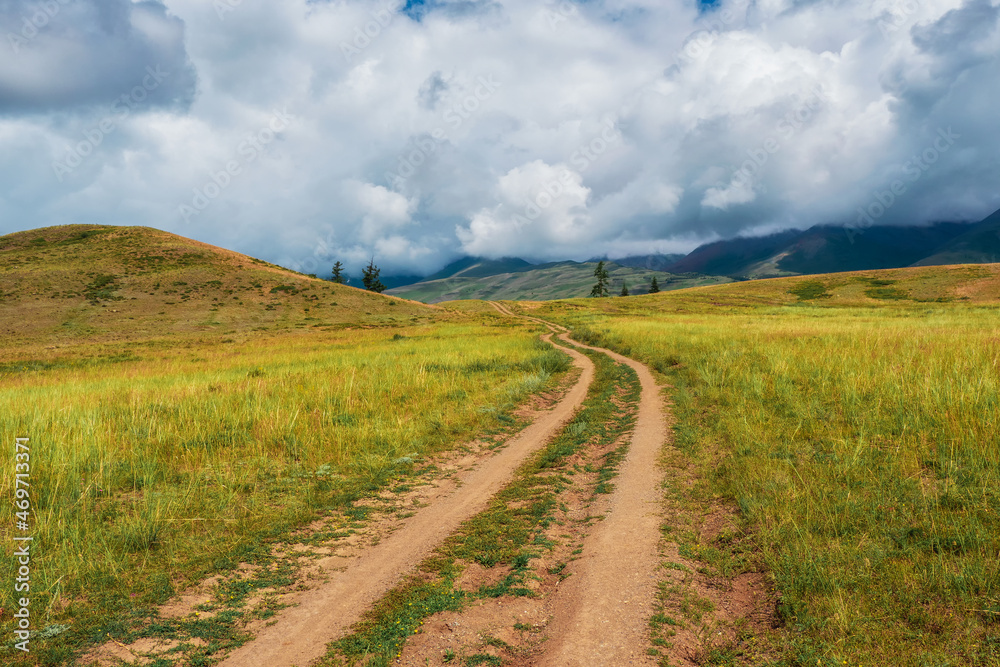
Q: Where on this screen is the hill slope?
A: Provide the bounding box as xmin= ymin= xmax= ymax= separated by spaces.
xmin=387 ymin=260 xmax=730 ymax=303
xmin=0 ymin=225 xmax=432 ymax=347
xmin=665 ymin=230 xmax=802 ymax=277
xmin=666 ymin=221 xmax=978 ymax=278
xmin=913 ymin=208 xmax=1000 ymax=266
xmin=520 ymin=262 xmax=1000 ymax=312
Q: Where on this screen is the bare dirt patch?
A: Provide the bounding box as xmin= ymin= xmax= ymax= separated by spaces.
xmin=400 ymin=597 xmax=550 ymax=666
xmin=394 ymin=427 xmax=636 ymax=666
xmin=652 ymin=467 xmax=782 ymax=665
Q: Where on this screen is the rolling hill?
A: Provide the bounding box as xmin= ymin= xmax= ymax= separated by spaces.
xmin=0 ymin=224 xmax=433 ymax=349
xmin=513 ymin=262 xmax=1000 ymax=315
xmin=386 ymin=260 xmax=730 ymax=303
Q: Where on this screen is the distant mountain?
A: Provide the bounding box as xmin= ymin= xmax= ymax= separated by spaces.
xmin=665 ymin=217 xmax=993 ymax=278
xmin=384 ymin=209 xmax=1000 ymax=295
xmin=665 ymin=230 xmax=802 ymax=278
xmin=913 ymin=208 xmax=1000 ymax=266
xmin=424 ymin=256 xmax=535 ymax=281
xmin=779 ymin=222 xmax=972 ymax=274
xmin=610 ymin=254 xmax=687 ymax=271
xmin=387 ymin=261 xmax=730 ymax=303
xmin=377 ymin=273 xmax=424 ymax=289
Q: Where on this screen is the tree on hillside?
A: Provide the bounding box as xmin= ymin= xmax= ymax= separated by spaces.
xmin=620 ymin=281 xmax=630 ymax=297
xmin=649 ymin=275 xmax=660 ymax=293
xmin=362 ymin=258 xmax=386 ymax=293
xmin=331 ymin=261 xmax=345 ymax=284
xmin=590 ymin=261 xmax=610 ymax=297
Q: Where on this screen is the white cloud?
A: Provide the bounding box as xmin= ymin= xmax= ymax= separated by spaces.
xmin=0 ymin=0 xmax=998 ymax=274
xmin=457 ymin=160 xmax=592 ymax=258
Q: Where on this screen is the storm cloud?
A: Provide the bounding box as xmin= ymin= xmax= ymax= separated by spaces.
xmin=0 ymin=0 xmax=997 ymax=276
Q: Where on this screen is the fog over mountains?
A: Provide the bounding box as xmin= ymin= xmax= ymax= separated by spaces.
xmin=384 ymin=207 xmax=1000 ymax=293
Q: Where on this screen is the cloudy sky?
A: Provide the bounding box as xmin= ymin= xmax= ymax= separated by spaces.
xmin=1 ymin=0 xmax=998 ymax=275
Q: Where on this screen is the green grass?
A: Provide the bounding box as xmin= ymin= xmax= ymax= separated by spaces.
xmin=524 ymin=269 xmax=1000 ymax=666
xmin=322 ymin=348 xmax=640 ymax=666
xmin=789 ymin=280 xmax=832 ymax=301
xmin=0 ymin=319 xmax=568 ymax=665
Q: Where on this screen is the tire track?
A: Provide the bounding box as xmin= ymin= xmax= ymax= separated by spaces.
xmin=217 ymin=331 xmax=595 ymax=667
xmin=490 ymin=301 xmax=667 ymax=666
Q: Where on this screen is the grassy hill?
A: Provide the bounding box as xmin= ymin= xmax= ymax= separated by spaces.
xmin=645 ymin=262 xmax=1000 ymax=308
xmin=387 ymin=260 xmax=730 ymax=303
xmin=0 ymin=224 xmax=434 ymax=351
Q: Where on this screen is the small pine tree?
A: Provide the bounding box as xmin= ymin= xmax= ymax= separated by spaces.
xmin=331 ymin=261 xmax=345 ymax=284
xmin=649 ymin=275 xmax=660 ymax=294
xmin=361 ymin=258 xmax=386 ymax=293
xmin=590 ymin=261 xmax=610 ymax=298
xmin=620 ymin=282 xmax=630 ymax=297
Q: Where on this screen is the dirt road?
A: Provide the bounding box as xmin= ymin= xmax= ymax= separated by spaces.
xmin=535 ymin=338 xmax=666 ymax=666
xmin=490 ymin=302 xmax=667 ymax=666
xmin=217 ymin=331 xmax=594 ymax=667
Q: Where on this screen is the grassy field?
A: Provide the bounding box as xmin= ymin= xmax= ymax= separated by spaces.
xmin=522 ymin=263 xmax=1000 ymax=666
xmin=0 ymin=319 xmax=572 ymax=665
xmin=3 ymin=221 xmax=999 ymax=665
xmin=320 ymin=348 xmax=640 ymax=667
xmin=0 ymin=226 xmax=579 ymax=665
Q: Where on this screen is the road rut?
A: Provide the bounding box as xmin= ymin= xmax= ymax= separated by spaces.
xmin=217 ymin=330 xmax=594 ymax=667
xmin=491 ymin=301 xmax=667 ymax=666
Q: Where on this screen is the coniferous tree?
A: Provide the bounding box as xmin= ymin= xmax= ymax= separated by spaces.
xmin=620 ymin=281 xmax=630 ymax=297
xmin=649 ymin=275 xmax=660 ymax=294
xmin=331 ymin=261 xmax=345 ymax=284
xmin=361 ymin=258 xmax=386 ymax=293
xmin=590 ymin=261 xmax=610 ymax=298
